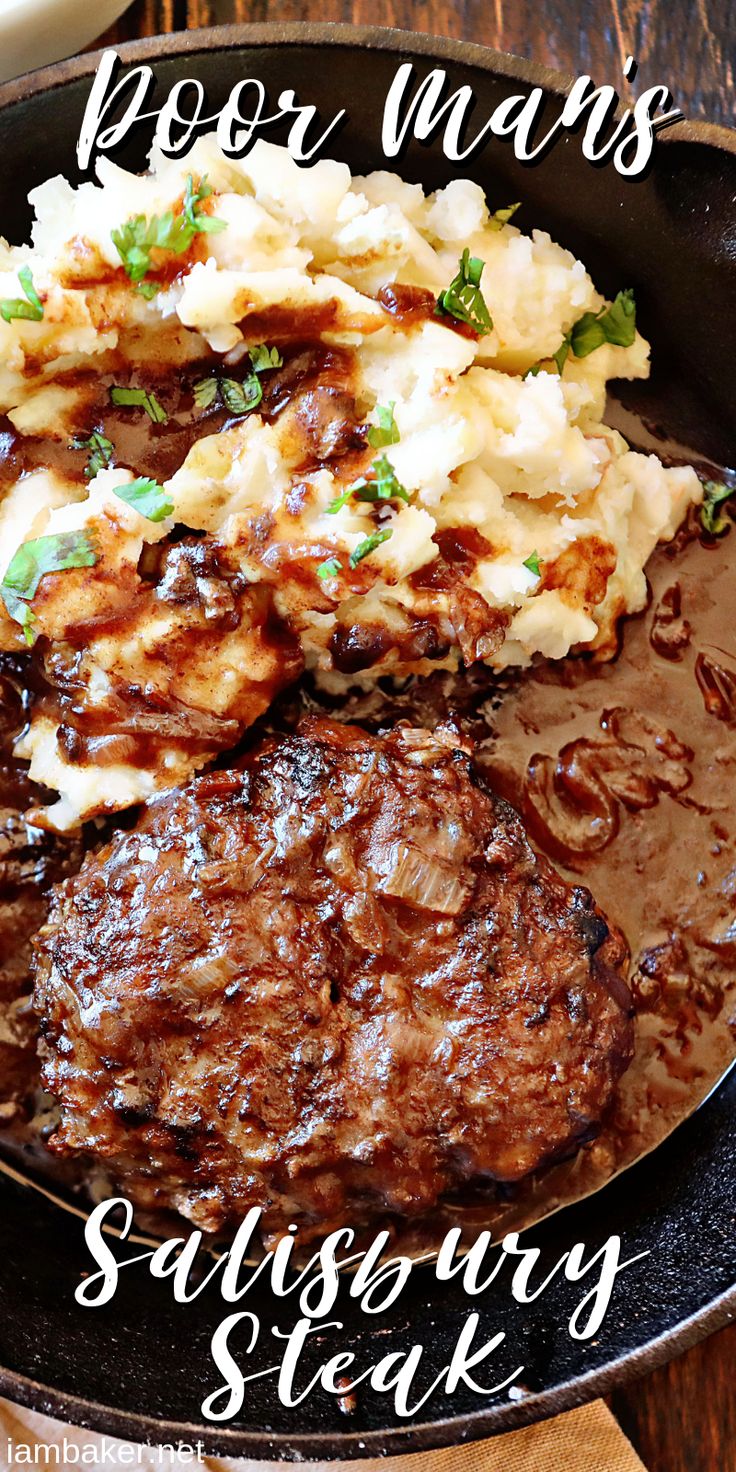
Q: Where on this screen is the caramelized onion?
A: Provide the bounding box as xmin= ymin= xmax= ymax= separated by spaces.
xmin=376 ymin=840 xmax=469 ymax=914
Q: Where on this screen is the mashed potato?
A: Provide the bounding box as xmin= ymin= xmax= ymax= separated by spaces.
xmin=0 ymin=137 xmax=701 ymax=828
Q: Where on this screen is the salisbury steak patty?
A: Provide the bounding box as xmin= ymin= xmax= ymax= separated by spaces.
xmin=33 ymin=718 xmax=633 ymax=1235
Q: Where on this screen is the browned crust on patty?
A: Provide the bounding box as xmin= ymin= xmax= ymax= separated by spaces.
xmin=33 ymin=718 xmax=633 ymax=1236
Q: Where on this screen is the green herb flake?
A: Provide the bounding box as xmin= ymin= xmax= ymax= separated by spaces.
xmin=0 ymin=266 xmax=44 ymax=324
xmin=68 ymin=430 xmax=115 ymax=478
xmin=349 ymin=528 xmax=393 ymax=568
xmin=329 ymin=454 xmax=410 ymax=514
xmin=182 ymin=173 xmax=210 ymax=226
xmin=436 ymin=249 xmax=493 ymax=337
xmin=192 ymin=373 xmax=262 ymax=417
xmin=317 ymin=556 xmax=342 ymax=580
xmin=354 ymin=455 xmax=410 ymax=505
xmin=366 ymin=401 xmax=400 ymax=449
xmin=137 ymin=281 xmax=160 ymax=301
xmin=193 ymin=377 xmax=219 ymax=411
xmin=552 ymin=334 xmax=572 ymax=375
xmin=700 ymin=480 xmax=734 ymax=537
xmin=569 ymin=289 xmax=637 ymax=359
xmin=489 ymin=202 xmax=521 ymax=230
xmin=327 ymin=485 xmax=356 ymax=515
xmin=1 ymin=531 xmax=98 ymax=642
xmin=523 ymin=364 xmax=541 ymax=379
xmin=192 ymin=376 xmax=217 ymax=412
xmin=249 ymin=343 xmax=283 ymax=373
xmin=182 ymin=174 xmax=227 ymax=237
xmin=111 ymin=214 xmax=184 ymax=285
xmin=114 ymin=477 xmax=173 ymax=524
xmin=109 ymin=385 xmax=168 ymax=425
xmin=220 ymin=375 xmax=262 ymax=416
xmin=548 ymin=290 xmax=637 ymax=377
xmin=112 ymin=174 xmax=226 ymax=286
xmin=193 ymin=343 xmax=281 ymax=409
xmin=14 ymin=604 xmax=37 ymax=647
xmin=523 ymin=550 xmax=543 ymax=578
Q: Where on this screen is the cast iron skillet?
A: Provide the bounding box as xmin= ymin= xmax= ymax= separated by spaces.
xmin=0 ymin=25 xmax=733 ymax=1458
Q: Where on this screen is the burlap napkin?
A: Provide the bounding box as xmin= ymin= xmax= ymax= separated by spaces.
xmin=0 ymin=1395 xmax=645 ymax=1470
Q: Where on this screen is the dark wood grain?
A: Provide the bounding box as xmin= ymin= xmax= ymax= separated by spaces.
xmin=610 ymin=1323 xmax=736 ymax=1472
xmin=86 ymin=1 xmax=734 ymax=1466
xmin=98 ymin=0 xmax=736 ymax=124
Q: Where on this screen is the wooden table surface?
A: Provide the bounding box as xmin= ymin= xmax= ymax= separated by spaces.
xmin=95 ymin=1 xmax=734 ymax=1467
xmin=100 ymin=0 xmax=736 ymax=125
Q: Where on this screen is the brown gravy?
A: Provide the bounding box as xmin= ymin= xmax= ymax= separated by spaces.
xmin=271 ymin=507 xmax=736 ymax=1242
xmin=0 ymin=432 xmax=734 ymax=1241
xmin=0 ymin=342 xmax=364 ymax=495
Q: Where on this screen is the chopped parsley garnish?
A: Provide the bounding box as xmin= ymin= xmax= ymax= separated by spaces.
xmin=137 ymin=281 xmax=160 ymax=301
xmin=111 ymin=214 xmax=188 ymax=285
xmin=490 ymin=202 xmax=521 ymax=230
xmin=109 ymin=385 xmax=168 ymax=425
xmin=353 ymin=455 xmax=410 ymax=505
xmin=570 ymin=288 xmax=637 ymax=356
xmin=68 ymin=430 xmax=115 ymax=478
xmin=1 ymin=531 xmax=98 ymax=645
xmin=523 ymin=551 xmax=543 ymax=577
xmin=328 ymin=455 xmax=410 ymax=514
xmin=327 ymin=483 xmax=358 ymax=515
xmin=181 ymin=175 xmax=225 ymax=235
xmin=325 ymin=453 xmax=402 ymax=571
xmin=193 ymin=346 xmax=280 ymax=417
xmin=436 ymin=249 xmax=493 ymax=336
xmin=111 ymin=173 xmax=226 ymax=285
xmin=0 ymin=266 xmax=44 ymax=324
xmin=524 ymin=364 xmax=541 ymax=379
xmin=193 ymin=377 xmax=219 ymax=410
xmin=349 ymin=528 xmax=393 ymax=568
xmin=317 ymin=556 xmax=342 ymax=580
xmin=219 ymin=376 xmax=262 ymax=416
xmin=552 ymin=289 xmax=637 ymax=374
xmin=114 ymin=477 xmax=173 ymax=523
xmin=700 ymin=480 xmax=734 ymax=537
xmin=366 ymin=402 xmax=400 ymax=449
xmin=193 ymin=374 xmax=262 ymax=416
xmin=553 ymin=337 xmax=572 ymax=375
xmin=249 ymin=343 xmax=283 ymax=372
